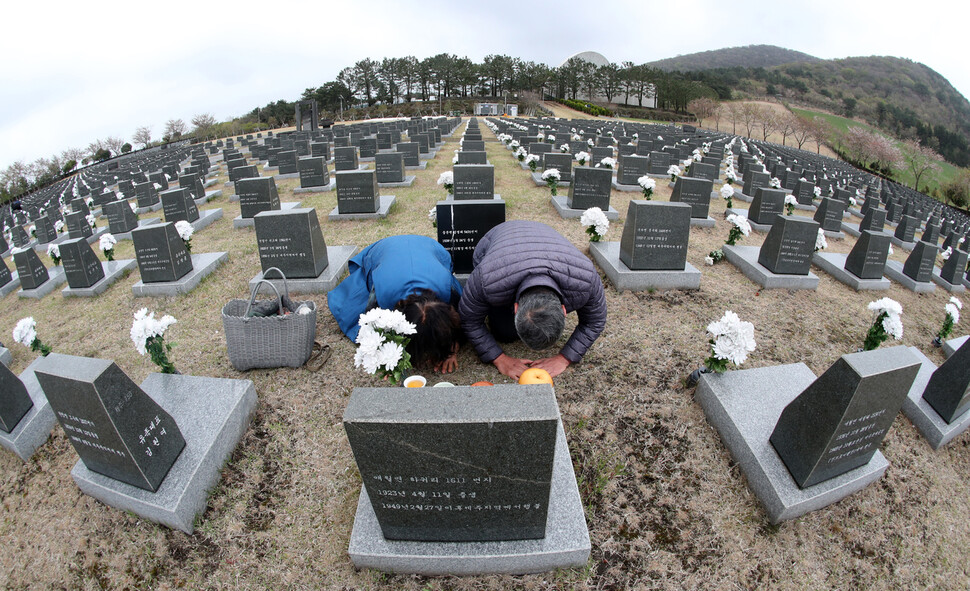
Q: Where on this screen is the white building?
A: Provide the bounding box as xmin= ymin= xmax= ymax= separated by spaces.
xmin=558 ymin=51 xmax=657 ymax=109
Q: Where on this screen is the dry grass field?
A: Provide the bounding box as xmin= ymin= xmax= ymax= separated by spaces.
xmin=1 ymin=118 xmax=969 ymax=590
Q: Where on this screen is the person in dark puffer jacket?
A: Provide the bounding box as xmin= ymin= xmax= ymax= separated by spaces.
xmin=459 ymin=220 xmax=607 ymax=379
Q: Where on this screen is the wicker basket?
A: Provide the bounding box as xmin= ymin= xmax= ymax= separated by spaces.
xmin=221 ymin=268 xmax=317 ymax=371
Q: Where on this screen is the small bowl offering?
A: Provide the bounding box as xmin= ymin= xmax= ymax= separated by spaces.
xmin=403 ymin=375 xmax=427 ymax=388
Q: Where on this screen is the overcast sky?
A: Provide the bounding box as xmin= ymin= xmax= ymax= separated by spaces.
xmin=2 ymin=0 xmax=965 ymax=169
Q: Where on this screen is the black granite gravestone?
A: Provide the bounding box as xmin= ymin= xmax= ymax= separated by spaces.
xmin=253 ymin=208 xmax=329 ymax=278
xmin=10 ymin=225 xmax=30 ymax=248
xmin=793 ymin=180 xmax=816 ymax=206
xmin=436 ymin=200 xmax=506 ymax=274
xmin=343 ymin=385 xmax=558 ymax=541
xmin=14 ymin=248 xmax=48 ymax=290
xmin=277 ymin=150 xmax=299 ymax=175
xmin=758 ymin=216 xmax=819 ymax=275
xmin=60 ymin=237 xmax=105 ymax=288
xmin=131 ymin=223 xmax=193 ymax=283
xmin=748 ymin=188 xmax=787 ymax=225
xmin=462 ymin=139 xmax=486 ymax=153
xmin=939 ymin=248 xmax=968 ymax=285
xmin=135 ymin=181 xmax=160 ymax=208
xmin=769 ymin=347 xmax=919 ymax=488
xmin=34 ymin=216 xmax=57 ymax=244
xmin=670 ymin=177 xmax=714 ymax=219
xmin=0 ymin=256 xmax=12 ymax=287
xmin=844 ymin=231 xmax=891 ymax=279
xmin=104 ymin=200 xmax=138 ymax=234
xmin=35 ymin=354 xmax=186 ymax=492
xmin=160 ymin=188 xmax=200 ymax=224
xmin=541 ymin=153 xmax=573 ymax=183
xmin=375 ymin=153 xmax=405 ymax=183
xmin=396 ymin=142 xmax=420 ymax=167
xmin=456 ymin=151 xmax=487 ymax=165
xmin=859 ymin=208 xmax=887 ymax=233
xmin=566 ymin=167 xmax=612 ymax=210
xmin=814 ymin=198 xmax=845 ymax=232
xmin=894 ymin=215 xmax=919 ymax=243
xmin=923 ymin=339 xmax=970 ymax=423
xmin=616 ymin=155 xmax=650 ymax=186
xmin=359 ymin=138 xmax=377 ymax=159
xmin=743 ymin=171 xmax=770 ymax=197
xmin=0 ymin=362 xmax=32 ymax=433
xmin=453 ymin=165 xmax=494 ymax=200
xmin=646 ymin=151 xmax=670 ymax=175
xmin=619 ymin=201 xmax=691 ymax=271
xmin=65 ymin=211 xmax=93 ymax=240
xmin=902 ymin=241 xmax=938 ymax=283
xmin=334 ymin=146 xmax=359 ymax=172
xmin=336 ymin=171 xmax=380 ymax=214
xmin=236 ymin=177 xmax=281 ymax=219
xmin=688 ymin=162 xmax=717 ymax=183
xmin=297 ymin=157 xmax=328 ymax=188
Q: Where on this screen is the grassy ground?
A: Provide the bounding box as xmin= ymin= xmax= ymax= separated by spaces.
xmin=2 ymin=118 xmax=970 ymax=589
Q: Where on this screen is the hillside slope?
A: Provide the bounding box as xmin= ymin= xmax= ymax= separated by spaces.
xmin=647 ymin=44 xmax=820 ymax=72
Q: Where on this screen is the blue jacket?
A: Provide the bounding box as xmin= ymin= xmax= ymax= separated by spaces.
xmin=328 ymin=235 xmax=463 ymax=340
xmin=459 ymin=221 xmax=607 ymax=364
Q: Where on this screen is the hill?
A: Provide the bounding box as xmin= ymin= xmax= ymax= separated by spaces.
xmin=647 ymin=44 xmax=820 ymax=72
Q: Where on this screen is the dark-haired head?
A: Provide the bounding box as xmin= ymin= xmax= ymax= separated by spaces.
xmin=514 ymin=286 xmax=565 ymax=350
xmin=397 ymin=289 xmax=463 ymax=369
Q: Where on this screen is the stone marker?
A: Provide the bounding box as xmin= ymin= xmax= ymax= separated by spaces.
xmin=235 ymin=177 xmax=280 ymax=219
xmin=922 ymin=339 xmax=970 ymax=423
xmin=456 ymin=151 xmax=487 ymax=165
xmin=758 ymin=216 xmax=820 ymax=275
xmin=336 ymin=171 xmax=380 ymax=214
xmin=748 ymin=188 xmax=786 ymax=225
xmin=770 ymin=347 xmax=920 ymax=488
xmin=14 ymin=248 xmax=49 ymax=290
xmin=0 ymin=362 xmax=33 ymax=434
xmin=617 ymin=155 xmax=649 ymax=186
xmin=253 ymin=208 xmax=329 ymax=278
xmin=566 ymin=167 xmax=612 ymax=210
xmin=453 ymin=165 xmax=495 ymax=200
xmin=844 ymin=231 xmax=891 ymax=279
xmin=541 ymin=153 xmax=573 ymax=183
xmin=334 ymin=146 xmax=360 ymax=171
xmin=131 ymin=223 xmax=193 ymax=283
xmin=436 ymin=200 xmax=506 ymax=275
xmin=814 ymin=198 xmax=845 ymax=232
xmin=902 ymin=241 xmax=938 ymax=282
xmin=160 ymin=188 xmax=200 ymax=224
xmin=670 ymin=177 xmax=713 ymax=219
xmin=35 ymin=355 xmax=186 ymax=492
xmin=619 ymin=201 xmax=690 ymax=270
xmin=859 ymin=208 xmax=887 ymax=233
xmin=65 ymin=211 xmax=93 ymax=240
xmin=396 ymin=142 xmax=420 ymax=167
xmin=59 ymin=237 xmax=105 ymax=288
xmin=104 ymin=200 xmax=139 ymax=234
xmin=894 ymin=215 xmax=919 ymax=243
xmin=375 ymin=153 xmax=405 ymax=183
xmin=298 ymin=156 xmax=330 ymax=188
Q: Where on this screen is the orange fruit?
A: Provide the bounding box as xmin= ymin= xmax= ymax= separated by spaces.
xmin=519 ymin=368 xmax=553 ymax=385
xmin=470 ymin=381 xmax=493 ymax=386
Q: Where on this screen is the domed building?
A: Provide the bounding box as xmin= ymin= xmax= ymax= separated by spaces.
xmin=557 ymin=51 xmax=656 ymax=109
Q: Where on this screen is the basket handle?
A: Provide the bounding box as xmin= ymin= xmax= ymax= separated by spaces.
xmin=244 ymin=276 xmax=283 ymax=318
xmin=259 ymin=266 xmax=291 ymax=300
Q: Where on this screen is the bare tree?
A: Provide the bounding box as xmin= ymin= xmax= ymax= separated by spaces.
xmin=756 ymin=106 xmax=778 ymax=141
xmin=687 ymin=97 xmax=718 ymax=129
xmin=191 ymin=113 xmax=217 ymax=140
xmin=900 ymin=139 xmax=942 ymax=192
xmin=104 ymin=136 xmax=126 ymax=156
xmin=740 ymin=103 xmax=759 ymax=138
xmin=725 ymin=102 xmax=740 ymax=134
xmin=61 ymin=147 xmax=85 ymax=164
xmin=790 ymin=116 xmax=813 ymax=150
xmin=778 ymin=112 xmax=796 ymax=146
xmin=808 ymin=117 xmax=830 ymax=154
xmin=164 ymin=118 xmax=187 ymax=140
xmin=711 ymin=103 xmax=724 ymax=131
xmin=132 ymin=126 xmax=152 ymax=149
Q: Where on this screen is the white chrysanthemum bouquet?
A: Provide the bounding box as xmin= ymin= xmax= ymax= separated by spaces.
xmin=525 ymin=154 xmax=541 ymax=172
xmin=638 ymin=175 xmax=656 ymax=199
xmin=720 ymin=182 xmax=734 ymax=208
xmin=130 ymin=308 xmax=178 ymax=373
xmin=354 ymin=308 xmax=417 ymax=385
xmin=174 ymin=220 xmax=194 ymax=253
xmin=13 ymin=317 xmax=52 ymax=356
xmin=575 ymin=151 xmax=590 ymax=166
xmin=707 ymin=214 xmax=750 ymax=265
xmin=47 ymin=243 xmax=61 ymax=266
xmin=667 ymin=164 xmax=681 ymax=182
xmin=864 ymin=298 xmax=903 ymax=351
xmin=784 ymin=195 xmax=797 ymax=216
xmin=580 ymin=207 xmax=610 ymax=243
xmin=704 ymin=310 xmax=756 ymax=373
xmin=935 ymin=297 xmax=962 ymax=346
xmin=541 ymin=168 xmax=561 ymax=196
xmin=437 ymin=171 xmax=454 ymax=195
xmin=99 ymin=233 xmax=116 ymax=261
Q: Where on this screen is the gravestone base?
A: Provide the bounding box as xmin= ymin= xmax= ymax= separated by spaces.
xmin=135 ymin=202 xmax=164 ymax=215
xmin=70 ymin=373 xmax=256 ymax=534
xmin=248 ymin=245 xmax=357 ymax=294
xmin=849 ymin=208 xmax=864 ymax=219
xmin=696 ymin=364 xmax=890 ymax=524
xmin=233 ymin=202 xmax=302 ymax=229
xmin=132 ymin=252 xmax=228 ymax=297
xmin=944 ymin=336 xmax=968 ymax=357
xmin=62 ymin=259 xmax=137 ymax=297
xmin=405 ymin=162 xmax=428 ymax=170
xmin=33 ymin=234 xmax=69 ymax=252
xmin=589 ymin=242 xmax=700 ymax=291
xmin=18 ymin=267 xmax=67 ymax=299
xmin=0 ymin=347 xmax=10 ymax=366
xmin=611 ymin=181 xmax=643 ymax=193
xmin=733 ymin=188 xmax=754 ymax=203
xmin=931 ymin=268 xmax=966 ymax=294
xmin=203 ymin=179 xmax=219 ymax=189
xmin=889 ymin=236 xmax=916 ymax=252
xmin=0 ymin=272 xmax=21 ymax=297
xmin=531 ymin=173 xmax=570 ymax=188
xmin=821 ymin=229 xmax=845 ymax=240
xmin=794 ymin=203 xmax=815 ymax=212
xmin=347 ymin=419 xmax=590 ymax=575
xmin=550 ymin=196 xmax=619 ymax=220
xmin=841 ymin=222 xmax=862 ymax=238
xmin=0 ymin=357 xmax=57 ymax=461
xmin=292 ymin=179 xmax=336 ymax=194
xmin=883 ymin=260 xmax=936 ymax=293
xmin=328 ymin=195 xmax=395 ymax=221
xmin=377 ymin=176 xmax=416 ymax=188
xmin=723 ymin=209 xmax=772 ymax=233
xmin=811 ymin=252 xmax=890 ymax=291
xmin=722 ymin=245 xmax=819 ymax=291
xmin=274 ymin=173 xmax=299 ymax=180
xmin=900 ymin=347 xmax=970 ymax=449
xmin=689 ymin=216 xmax=717 ymax=228
xmin=114 ymin=219 xmax=161 ymax=241
xmin=195 ymin=189 xmax=223 ymax=205
xmin=190 ymin=208 xmax=223 ymax=233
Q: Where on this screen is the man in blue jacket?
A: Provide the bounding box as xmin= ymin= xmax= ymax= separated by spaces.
xmin=329 ymin=235 xmax=464 ymax=373
xmin=459 ymin=220 xmax=607 ymax=379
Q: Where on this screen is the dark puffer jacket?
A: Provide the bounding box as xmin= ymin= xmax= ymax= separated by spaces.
xmin=459 ymin=220 xmax=607 ymax=364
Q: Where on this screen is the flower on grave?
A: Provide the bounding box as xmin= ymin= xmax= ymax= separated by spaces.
xmin=813 ymin=186 xmax=822 ymax=198
xmin=129 ymin=201 xmax=138 ymax=213
xmin=720 ymin=183 xmax=735 ymax=209
xmin=28 ymin=224 xmax=36 ymax=238
xmin=174 ymin=220 xmax=194 ymax=253
xmin=693 ymin=152 xmax=703 ymax=162
xmin=702 ymin=310 xmax=756 ymax=374
xmin=85 ymin=213 xmax=96 ymax=229
xmin=941 ymin=246 xmax=953 ymax=261
xmin=46 ymin=243 xmax=61 ymax=266
xmin=452 ymin=151 xmax=459 ymax=164
xmin=514 ymin=147 xmax=527 ymax=162
xmin=863 ymin=298 xmax=904 ymax=351
xmin=54 ymin=219 xmax=64 ymax=233
xmin=598 ymin=157 xmax=617 ymax=170
xmin=725 ymin=213 xmax=750 ymax=246
xmin=437 ymin=171 xmax=454 ymax=194
xmin=682 ymin=158 xmax=693 ymax=171
xmin=130 ymin=308 xmax=178 ymax=374
xmin=354 ymin=308 xmax=417 ymax=385
xmin=428 ymin=206 xmax=437 ymax=228
xmin=769 ymin=177 xmax=782 ymax=189
xmin=580 ymin=207 xmax=610 ymax=242
xmin=571 ymin=133 xmax=582 ymax=142
xmin=937 ymin=297 xmax=963 ymax=343
xmin=706 ymin=249 xmax=725 ymax=265
xmin=668 ymin=165 xmax=682 ymax=182
xmin=587 ymin=138 xmax=595 ymax=147
xmin=638 ymin=176 xmax=656 ymax=199
xmin=99 ymin=233 xmax=116 ymax=261
xmin=888 ymin=243 xmax=894 ymax=256
xmin=559 ymin=143 xmax=570 ymax=153
xmin=525 ymin=154 xmax=541 ymax=172
xmin=575 ymin=151 xmax=590 ymax=166
xmin=13 ymin=317 xmax=52 ymax=356
xmin=815 ymin=229 xmax=827 ymax=252
xmin=86 ymin=197 xmax=94 ymax=208
xmin=657 ymin=135 xmax=663 ymax=141
xmin=849 ymin=196 xmax=858 ymax=208
xmin=542 ymin=168 xmax=561 ymax=196
xmin=784 ymin=195 xmax=797 ymax=216
xmin=510 ymin=140 xmax=521 ymax=150
xmin=547 ymin=134 xmax=556 ymax=144
xmin=537 ymin=133 xmax=545 ymax=142
xmin=724 ymin=168 xmax=737 ymax=185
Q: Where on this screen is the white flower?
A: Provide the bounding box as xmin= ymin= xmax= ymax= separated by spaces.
xmin=575 ymin=151 xmax=590 ymax=164
xmin=720 ymin=184 xmax=735 ymax=199
xmin=537 ymin=133 xmax=545 ymax=141
xmin=153 ymin=183 xmax=162 ymax=190
xmin=130 ymin=308 xmax=177 ymax=355
xmin=950 ymin=297 xmax=963 ymax=310
xmin=882 ymin=314 xmax=904 ymax=341
xmin=888 ymin=244 xmax=894 ymax=255
xmin=726 ymin=214 xmax=751 ymax=236
xmin=374 ymin=341 xmax=405 ymax=371
xmin=428 ymin=207 xmax=437 ymax=223
xmin=638 ymin=176 xmax=656 ymax=191
xmin=580 ymin=207 xmax=610 ymax=236
xmin=813 ymin=186 xmax=822 ymax=197
xmin=129 ymin=201 xmax=137 ymax=212
xmin=525 ymin=154 xmax=540 ymax=165
xmin=849 ymin=197 xmax=858 ymax=207
xmin=99 ymin=233 xmax=116 ymax=252
xmin=784 ymin=195 xmax=797 ymax=206
xmin=707 ymin=311 xmax=756 ymax=366
xmin=667 ymin=164 xmax=682 ymax=177
xmin=13 ymin=317 xmax=37 ymax=348
xmin=705 ymin=256 xmax=715 ymax=265
xmin=868 ymin=298 xmax=903 ymax=317
xmin=47 ymin=243 xmax=60 ymax=258
xmin=946 ymin=303 xmax=961 ymax=325
xmin=86 ymin=197 xmax=94 ymax=207
xmin=355 ymin=323 xmax=383 ymax=353
xmin=547 ymin=134 xmax=556 ymax=143
xmin=174 ymin=220 xmax=194 ymax=241
xmin=815 ymin=229 xmax=827 ymax=251
xmin=452 ymin=154 xmax=459 ymax=164
xmin=559 ymin=143 xmax=570 ymax=153
xmin=769 ymin=177 xmax=781 ymax=188
xmin=571 ymin=134 xmax=581 ymax=142
xmin=510 ymin=140 xmax=520 ymax=149
xmin=541 ymin=168 xmax=561 ymax=181
xmin=85 ymin=214 xmax=95 ymax=228
xmin=598 ymin=157 xmax=617 ymax=169
xmin=587 ymin=138 xmax=594 ymax=147
xmin=514 ymin=147 xmax=527 ymax=159
xmin=359 ymin=308 xmax=416 ymax=335
xmin=437 ymin=171 xmax=453 ymax=186
xmin=54 ymin=220 xmax=64 ymax=233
